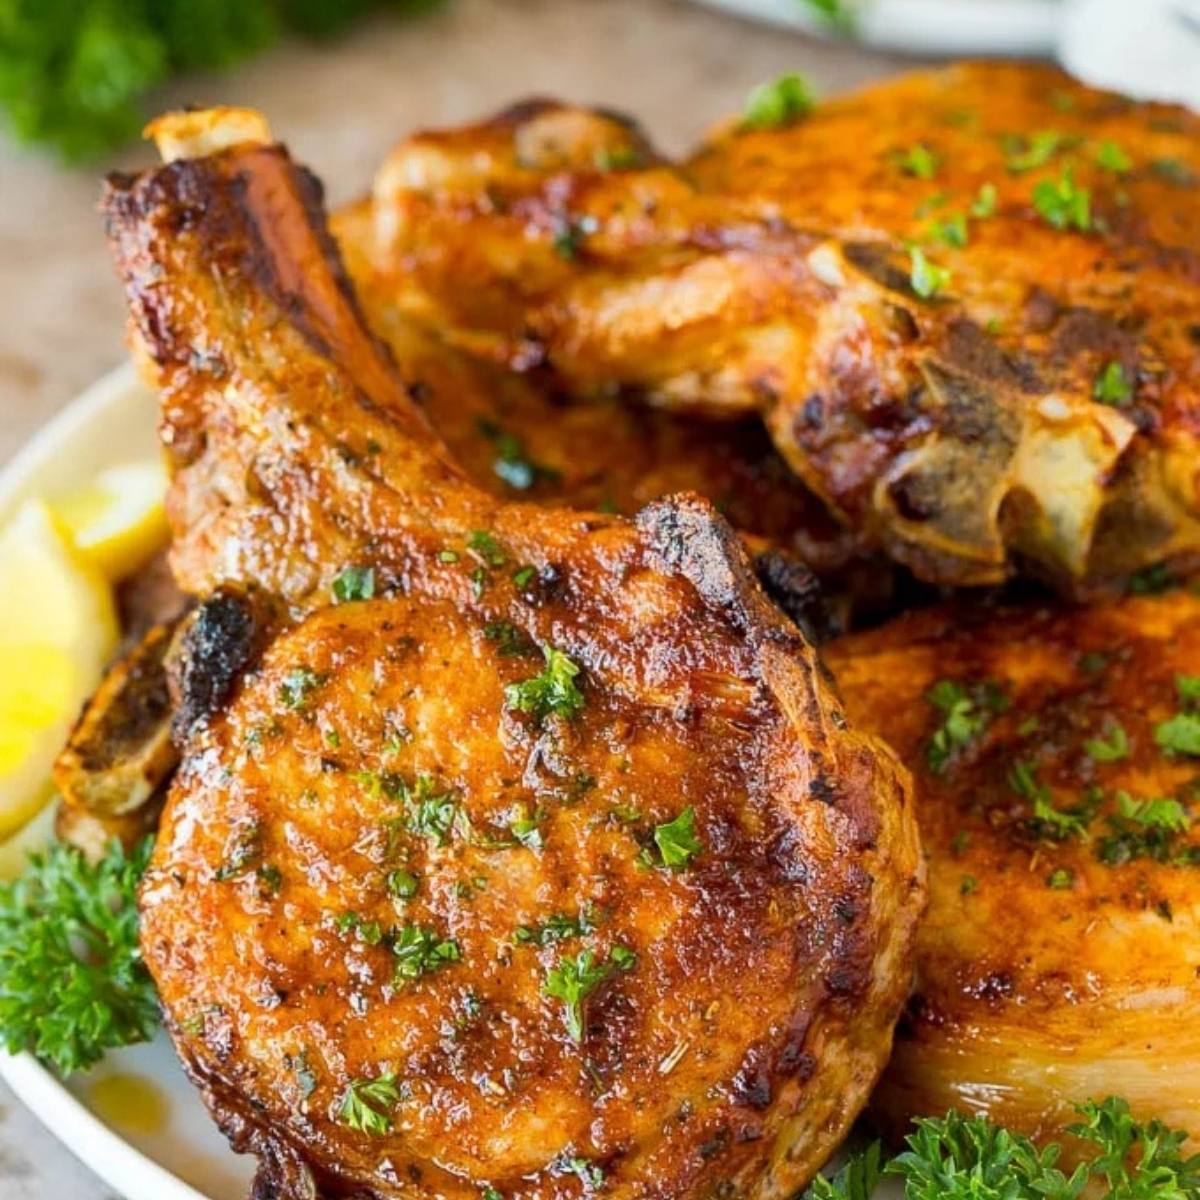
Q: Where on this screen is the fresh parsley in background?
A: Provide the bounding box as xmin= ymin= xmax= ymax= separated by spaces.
xmin=0 ymin=0 xmax=444 ymax=162
xmin=0 ymin=838 xmax=157 ymax=1074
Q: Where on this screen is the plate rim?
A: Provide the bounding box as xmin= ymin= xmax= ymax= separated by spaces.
xmin=0 ymin=362 xmax=219 ymax=1200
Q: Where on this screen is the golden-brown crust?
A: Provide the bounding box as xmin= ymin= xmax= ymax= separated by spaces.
xmin=826 ymin=589 xmax=1200 ymax=1147
xmin=103 ymin=126 xmax=923 ymax=1200
xmin=366 ymin=64 xmax=1200 ymax=591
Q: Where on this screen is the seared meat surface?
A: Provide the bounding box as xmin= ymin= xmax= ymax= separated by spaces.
xmin=103 ymin=111 xmax=924 ymax=1200
xmin=367 ymin=64 xmax=1200 ymax=591
xmin=827 ymin=589 xmax=1200 ymax=1148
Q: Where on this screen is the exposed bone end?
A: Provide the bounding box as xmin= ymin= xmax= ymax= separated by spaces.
xmin=145 ymin=107 xmax=272 ymax=163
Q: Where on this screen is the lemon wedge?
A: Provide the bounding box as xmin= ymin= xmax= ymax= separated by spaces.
xmin=0 ymin=499 xmax=118 ymax=838
xmin=53 ymin=459 xmax=169 ymax=582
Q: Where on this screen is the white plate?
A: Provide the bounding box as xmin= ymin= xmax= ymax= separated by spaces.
xmin=0 ymin=366 xmax=903 ymax=1199
xmin=692 ymin=0 xmax=1062 ymax=55
xmin=0 ymin=363 xmax=256 ymax=1200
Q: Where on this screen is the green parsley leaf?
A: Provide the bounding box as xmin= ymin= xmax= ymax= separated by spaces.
xmin=971 ymin=182 xmax=999 ymax=218
xmin=925 ymin=679 xmax=1007 ymax=773
xmin=543 ymin=948 xmax=616 ymax=1042
xmin=509 ymin=806 xmax=546 ymax=851
xmin=332 ymin=565 xmax=375 ymax=603
xmin=483 ymin=621 xmax=533 ymax=657
xmin=1004 ymin=129 xmax=1068 ymax=173
xmin=804 ymin=1141 xmax=884 ymax=1200
xmin=392 ymin=923 xmax=461 ymax=982
xmin=652 ymin=807 xmax=702 ymax=871
xmin=0 ymin=838 xmax=158 ymax=1075
xmin=1095 ymin=140 xmax=1132 ymax=174
xmin=405 ymin=776 xmax=459 ymax=846
xmin=1069 ymin=1096 xmax=1200 ymax=1196
xmin=514 ymin=910 xmax=594 ymax=946
xmin=898 ymin=143 xmax=939 ymax=180
xmin=1156 ymin=712 xmax=1200 ymax=756
xmin=909 ymin=246 xmax=951 ymax=299
xmin=466 ymin=530 xmax=505 ymax=567
xmin=279 ymin=666 xmax=324 ymax=710
xmin=1084 ymin=723 xmax=1130 ymax=763
xmin=1093 ymin=361 xmax=1133 ymax=406
xmin=1032 ymin=169 xmax=1092 ymax=232
xmin=929 ymin=212 xmax=969 ymax=247
xmin=387 ymin=869 xmax=419 ymax=899
xmin=742 ymin=73 xmax=817 ymax=130
xmin=1151 ymin=157 xmax=1196 ymax=186
xmin=1176 ymin=675 xmax=1200 ymax=706
xmin=504 ymin=646 xmax=585 ymax=722
xmin=1047 ymin=867 xmax=1075 ymax=890
xmin=339 ymin=1073 xmax=401 ymax=1135
xmin=477 ymin=419 xmax=561 ymax=492
xmin=1115 ymin=792 xmax=1190 ymax=834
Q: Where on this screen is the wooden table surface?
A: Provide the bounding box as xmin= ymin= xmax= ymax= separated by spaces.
xmin=0 ymin=0 xmax=912 ymax=1194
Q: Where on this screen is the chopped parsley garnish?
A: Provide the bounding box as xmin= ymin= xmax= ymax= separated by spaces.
xmin=392 ymin=924 xmax=461 ymax=982
xmin=742 ymin=72 xmax=816 ymax=130
xmin=1093 ymin=361 xmax=1133 ymax=406
xmin=439 ymin=549 xmax=459 ymax=563
xmin=332 ymin=565 xmax=375 ymax=603
xmin=509 ymin=806 xmax=546 ymax=850
xmin=1003 ymin=129 xmax=1067 ymax=173
xmin=909 ymin=245 xmax=951 ymax=299
xmin=512 ymin=564 xmax=537 ymax=589
xmin=543 ymin=948 xmax=620 ymax=1043
xmin=970 ymin=182 xmax=998 ymax=218
xmin=1151 ymin=157 xmax=1196 ymax=186
xmin=898 ymin=142 xmax=939 ymax=180
xmin=925 ymin=679 xmax=1008 ymax=773
xmin=215 ymin=823 xmax=262 ymax=880
xmin=552 ymin=215 xmax=598 ymax=261
xmin=1129 ymin=563 xmax=1175 ymax=596
xmin=405 ymin=776 xmax=460 ymax=846
xmin=339 ymin=1073 xmax=401 ymax=1135
xmin=929 ymin=211 xmax=968 ymax=248
xmin=1047 ymin=867 xmax=1074 ymax=890
xmin=515 ymin=910 xmax=594 ymax=945
xmin=554 ymin=1151 xmax=607 ymax=1191
xmin=1032 ymin=169 xmax=1092 ymax=232
xmin=387 ymin=869 xmax=419 ymax=899
xmin=483 ymin=620 xmax=533 ymax=657
xmin=1155 ymin=714 xmax=1200 ymax=756
xmin=959 ymin=874 xmax=978 ymax=896
xmin=1011 ymin=762 xmax=1092 ymax=841
xmin=1156 ymin=676 xmax=1200 ymax=758
xmin=504 ymin=646 xmax=585 ymax=722
xmin=0 ymin=838 xmax=157 ymax=1075
xmin=477 ymin=419 xmax=561 ymax=492
xmin=1084 ymin=723 xmax=1129 ymax=763
xmin=1095 ymin=139 xmax=1132 ymax=174
xmin=335 ymin=912 xmax=383 ymax=945
xmin=280 ymin=666 xmax=324 ymax=710
xmin=467 ymin=530 xmax=505 ymax=567
xmin=652 ymin=807 xmax=702 ymax=871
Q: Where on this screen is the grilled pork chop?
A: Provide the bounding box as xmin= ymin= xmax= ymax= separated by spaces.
xmin=365 ymin=63 xmax=1200 ymax=592
xmin=826 ymin=589 xmax=1200 ymax=1147
xmin=103 ymin=109 xmax=923 ymax=1200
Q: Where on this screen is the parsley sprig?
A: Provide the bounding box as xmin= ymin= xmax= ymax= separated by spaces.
xmin=925 ymin=680 xmax=1008 ymax=773
xmin=543 ymin=946 xmax=634 ymax=1043
xmin=339 ymin=1072 xmax=401 ymax=1135
xmin=0 ymin=838 xmax=158 ymax=1075
xmin=505 ymin=646 xmax=585 ymax=723
xmin=805 ymin=1098 xmax=1200 ymax=1199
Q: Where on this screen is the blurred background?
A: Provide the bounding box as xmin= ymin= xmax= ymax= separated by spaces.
xmin=0 ymin=0 xmax=1195 ymax=1195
